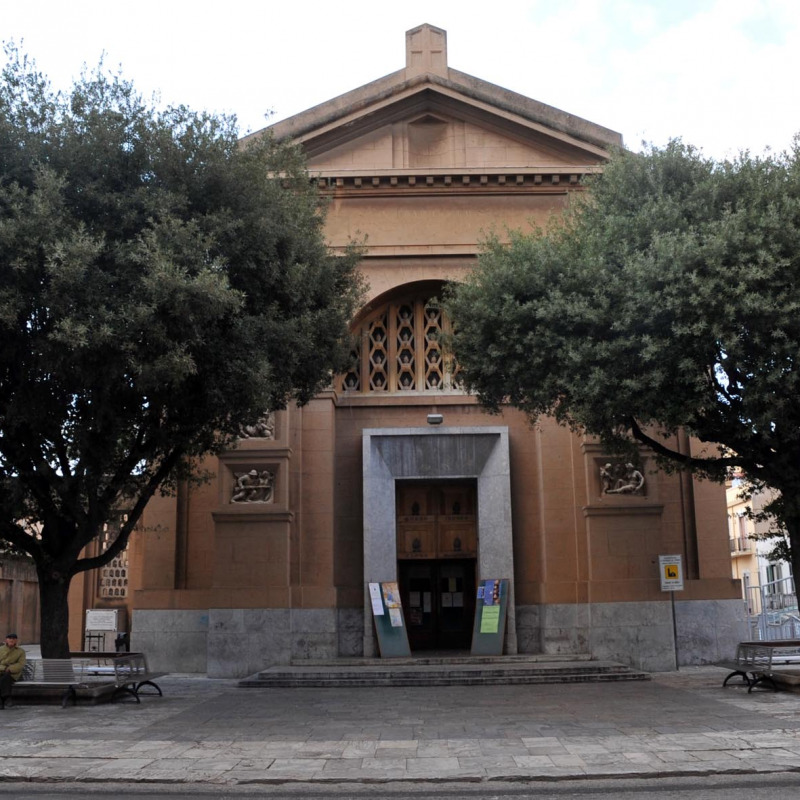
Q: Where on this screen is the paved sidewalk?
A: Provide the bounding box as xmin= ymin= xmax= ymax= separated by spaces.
xmin=1 ymin=667 xmax=800 ymax=785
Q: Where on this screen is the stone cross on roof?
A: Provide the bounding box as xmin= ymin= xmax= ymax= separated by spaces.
xmin=405 ymin=23 xmax=448 ymax=78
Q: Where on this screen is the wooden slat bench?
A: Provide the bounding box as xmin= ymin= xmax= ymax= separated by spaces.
xmin=719 ymin=640 xmax=800 ymax=692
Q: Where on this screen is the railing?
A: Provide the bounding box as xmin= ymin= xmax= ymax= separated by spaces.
xmin=729 ymin=536 xmax=753 ymax=554
xmin=743 ymin=575 xmax=799 ymax=640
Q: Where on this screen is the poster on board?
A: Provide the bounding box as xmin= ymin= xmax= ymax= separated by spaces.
xmin=369 ymin=582 xmax=384 ymax=616
xmin=369 ymin=580 xmax=411 ymax=657
xmin=471 ymin=578 xmax=509 ymax=656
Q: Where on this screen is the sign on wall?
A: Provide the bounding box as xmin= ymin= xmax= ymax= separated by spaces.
xmin=658 ymin=554 xmax=684 ymax=592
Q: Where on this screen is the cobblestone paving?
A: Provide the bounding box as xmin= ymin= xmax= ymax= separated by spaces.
xmin=1 ymin=667 xmax=800 ymax=785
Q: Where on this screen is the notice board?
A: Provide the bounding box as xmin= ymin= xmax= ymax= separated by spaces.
xmin=369 ymin=581 xmax=411 ymax=658
xmin=470 ymin=578 xmax=509 ymax=656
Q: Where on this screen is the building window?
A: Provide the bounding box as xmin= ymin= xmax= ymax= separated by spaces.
xmin=766 ymin=563 xmax=782 ymax=586
xmin=337 ymin=294 xmax=460 ymax=394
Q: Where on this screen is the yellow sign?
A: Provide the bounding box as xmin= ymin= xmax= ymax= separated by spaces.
xmin=658 ymin=554 xmax=684 ymax=591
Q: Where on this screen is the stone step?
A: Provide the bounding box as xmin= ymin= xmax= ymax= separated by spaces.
xmin=290 ymin=653 xmax=594 ymax=667
xmin=239 ymin=658 xmax=650 ymax=688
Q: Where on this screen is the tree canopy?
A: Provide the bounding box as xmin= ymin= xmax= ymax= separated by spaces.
xmin=446 ymin=138 xmax=800 ymax=597
xmin=0 ymin=45 xmax=362 ymax=655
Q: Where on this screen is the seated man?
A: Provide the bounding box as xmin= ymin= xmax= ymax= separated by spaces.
xmin=0 ymin=633 xmax=26 ymax=709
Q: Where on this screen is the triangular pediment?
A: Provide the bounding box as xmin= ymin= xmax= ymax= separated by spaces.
xmin=253 ymin=24 xmax=622 ymax=172
xmin=305 ymin=97 xmax=600 ymax=172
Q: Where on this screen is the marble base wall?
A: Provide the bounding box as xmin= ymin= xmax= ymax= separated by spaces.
xmin=585 ymin=602 xmax=676 ymax=672
xmin=135 ymin=599 xmax=748 ymax=676
xmin=516 ymin=599 xmax=747 ymax=672
xmin=132 ymin=609 xmax=209 ymax=673
xmin=206 ymin=608 xmax=338 ymax=678
xmin=337 ymin=607 xmax=364 ymax=657
xmin=674 ymin=598 xmax=748 ymax=666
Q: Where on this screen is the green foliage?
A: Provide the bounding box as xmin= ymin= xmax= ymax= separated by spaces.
xmin=446 ymin=138 xmax=800 ymax=584
xmin=0 ymin=44 xmax=362 ymax=617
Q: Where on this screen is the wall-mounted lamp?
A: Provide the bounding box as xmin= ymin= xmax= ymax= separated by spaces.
xmin=427 ymin=413 xmax=444 ymax=425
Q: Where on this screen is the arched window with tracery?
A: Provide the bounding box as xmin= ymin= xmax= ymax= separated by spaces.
xmin=336 ymin=291 xmax=461 ymax=394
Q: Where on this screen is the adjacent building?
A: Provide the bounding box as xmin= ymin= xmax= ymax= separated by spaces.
xmin=726 ymin=478 xmax=797 ymax=639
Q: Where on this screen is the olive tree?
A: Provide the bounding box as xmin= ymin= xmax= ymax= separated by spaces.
xmin=0 ymin=46 xmax=362 ymax=656
xmin=447 ymin=139 xmax=800 ymax=607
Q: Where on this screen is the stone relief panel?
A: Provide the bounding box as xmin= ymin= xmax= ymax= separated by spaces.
xmin=231 ymin=469 xmax=275 ymax=504
xmin=599 ymin=461 xmax=646 ymax=496
xmin=237 ymin=412 xmax=275 ymax=440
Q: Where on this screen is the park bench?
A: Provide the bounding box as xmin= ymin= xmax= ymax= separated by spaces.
xmin=718 ymin=640 xmax=800 ymax=692
xmin=13 ymin=652 xmax=166 ymax=707
xmin=75 ymin=651 xmax=166 ymax=703
xmin=14 ymin=658 xmax=83 ymax=708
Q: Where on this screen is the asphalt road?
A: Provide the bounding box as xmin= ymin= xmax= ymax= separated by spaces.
xmin=3 ymin=773 xmax=800 ymax=799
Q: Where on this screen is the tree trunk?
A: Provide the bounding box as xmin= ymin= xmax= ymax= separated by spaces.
xmin=37 ymin=571 xmax=73 ymax=658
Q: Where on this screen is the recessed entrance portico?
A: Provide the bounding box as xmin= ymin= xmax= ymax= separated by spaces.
xmin=362 ymin=427 xmax=516 ymax=657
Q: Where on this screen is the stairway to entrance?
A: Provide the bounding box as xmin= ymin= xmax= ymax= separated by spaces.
xmin=238 ymin=654 xmax=650 ymax=688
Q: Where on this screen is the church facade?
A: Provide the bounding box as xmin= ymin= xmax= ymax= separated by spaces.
xmin=67 ymin=25 xmax=746 ymax=676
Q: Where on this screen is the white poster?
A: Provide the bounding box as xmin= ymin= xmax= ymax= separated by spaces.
xmin=369 ymin=582 xmax=384 ymax=615
xmin=389 ymin=607 xmax=403 ymax=627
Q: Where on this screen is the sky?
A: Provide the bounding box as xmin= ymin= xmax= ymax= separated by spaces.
xmin=2 ymin=0 xmax=799 ymax=160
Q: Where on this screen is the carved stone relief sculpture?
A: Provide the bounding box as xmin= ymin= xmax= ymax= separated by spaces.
xmin=238 ymin=412 xmax=275 ymax=440
xmin=600 ymin=462 xmax=646 ymax=496
xmin=231 ymin=469 xmax=275 ymax=503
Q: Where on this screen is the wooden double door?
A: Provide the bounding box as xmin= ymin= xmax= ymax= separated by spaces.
xmin=398 ymin=558 xmax=476 ymax=651
xmin=396 ymin=482 xmax=477 ymax=651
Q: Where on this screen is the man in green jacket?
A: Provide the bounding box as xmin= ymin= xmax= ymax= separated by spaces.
xmin=0 ymin=633 xmax=26 ymax=709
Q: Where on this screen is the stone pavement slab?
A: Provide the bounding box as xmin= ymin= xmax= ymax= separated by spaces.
xmin=0 ymin=667 xmax=799 ymax=785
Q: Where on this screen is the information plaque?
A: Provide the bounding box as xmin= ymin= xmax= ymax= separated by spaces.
xmin=85 ymin=608 xmax=119 ymax=631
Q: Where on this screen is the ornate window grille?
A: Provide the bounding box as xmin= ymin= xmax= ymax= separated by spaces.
xmin=337 ymin=294 xmax=460 ymax=394
xmin=98 ymin=513 xmax=130 ymax=599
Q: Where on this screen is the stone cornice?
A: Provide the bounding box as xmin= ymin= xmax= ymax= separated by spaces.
xmin=314 ymin=167 xmax=598 ymax=195
xmin=583 ymin=504 xmax=664 ymax=517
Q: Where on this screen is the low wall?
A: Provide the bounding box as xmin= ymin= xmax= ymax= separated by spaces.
xmin=132 ymin=609 xmax=209 ymax=673
xmin=517 ymin=599 xmax=748 ymax=672
xmin=134 ymin=598 xmax=748 ymax=677
xmin=205 ymin=608 xmax=338 ymax=678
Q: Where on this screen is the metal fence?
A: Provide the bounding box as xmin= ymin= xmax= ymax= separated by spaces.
xmin=744 ymin=575 xmax=800 ymax=640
